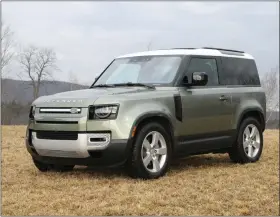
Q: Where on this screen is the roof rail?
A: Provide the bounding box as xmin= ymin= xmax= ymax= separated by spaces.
xmin=202 ymin=47 xmax=244 ymax=53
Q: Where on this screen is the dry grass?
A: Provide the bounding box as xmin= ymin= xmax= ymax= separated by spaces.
xmin=1 ymin=126 xmax=279 ymax=216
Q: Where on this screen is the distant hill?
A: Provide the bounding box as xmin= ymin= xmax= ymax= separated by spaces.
xmin=1 ymin=79 xmax=88 ymax=124
xmin=1 ymin=79 xmax=279 ymax=128
xmin=1 ymin=78 xmax=88 ymax=104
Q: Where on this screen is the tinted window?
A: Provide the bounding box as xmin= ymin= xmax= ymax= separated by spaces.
xmin=186 ymin=57 xmax=219 ymax=86
xmin=220 ymin=57 xmax=260 ymax=85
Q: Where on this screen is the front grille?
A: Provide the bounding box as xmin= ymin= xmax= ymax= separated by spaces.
xmin=39 ymin=108 xmax=81 ymax=114
xmin=36 ymin=131 xmax=78 ymax=140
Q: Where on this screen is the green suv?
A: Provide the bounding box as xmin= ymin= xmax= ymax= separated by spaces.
xmin=26 ymin=47 xmax=266 ymax=179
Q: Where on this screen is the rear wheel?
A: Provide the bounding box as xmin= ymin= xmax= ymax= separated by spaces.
xmin=228 ymin=117 xmax=263 ymax=163
xmin=127 ymin=122 xmax=172 ymax=179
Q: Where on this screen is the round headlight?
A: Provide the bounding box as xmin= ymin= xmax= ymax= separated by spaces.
xmin=94 ymin=106 xmax=113 ymax=119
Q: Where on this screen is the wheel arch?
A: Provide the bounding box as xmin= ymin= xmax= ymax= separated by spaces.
xmin=236 ymin=108 xmax=266 ymax=132
xmin=129 ymin=112 xmax=176 ymax=150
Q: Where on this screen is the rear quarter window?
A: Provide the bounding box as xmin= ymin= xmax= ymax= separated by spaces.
xmin=219 ymin=57 xmax=260 ymax=86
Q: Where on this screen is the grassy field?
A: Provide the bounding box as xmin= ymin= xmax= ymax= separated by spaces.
xmin=1 ymin=126 xmax=279 ymax=216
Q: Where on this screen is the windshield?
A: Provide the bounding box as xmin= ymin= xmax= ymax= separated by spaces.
xmin=94 ymin=55 xmax=182 ymax=86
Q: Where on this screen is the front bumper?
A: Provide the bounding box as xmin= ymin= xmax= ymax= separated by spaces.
xmin=26 ymin=129 xmax=131 ymax=167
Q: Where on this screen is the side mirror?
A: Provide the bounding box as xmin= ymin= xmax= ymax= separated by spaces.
xmin=192 ymin=72 xmax=208 ymax=86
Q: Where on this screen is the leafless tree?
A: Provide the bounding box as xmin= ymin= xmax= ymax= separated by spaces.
xmin=18 ymin=45 xmax=58 ymax=100
xmin=1 ymin=23 xmax=15 ymax=77
xmin=261 ymin=67 xmax=279 ymax=123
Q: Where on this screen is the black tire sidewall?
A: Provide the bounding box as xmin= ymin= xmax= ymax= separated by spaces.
xmin=236 ymin=117 xmax=263 ymax=162
xmin=131 ymin=122 xmax=172 ymax=179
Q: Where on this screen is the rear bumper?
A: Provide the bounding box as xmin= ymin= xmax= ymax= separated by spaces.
xmin=26 ymin=129 xmax=131 ymax=167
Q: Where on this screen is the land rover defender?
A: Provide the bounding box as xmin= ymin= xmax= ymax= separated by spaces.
xmin=26 ymin=47 xmax=266 ymax=179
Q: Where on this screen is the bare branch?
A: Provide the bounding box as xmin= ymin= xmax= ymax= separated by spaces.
xmin=261 ymin=67 xmax=279 ymax=122
xmin=18 ymin=45 xmax=59 ymax=100
xmin=1 ymin=23 xmax=15 ymax=77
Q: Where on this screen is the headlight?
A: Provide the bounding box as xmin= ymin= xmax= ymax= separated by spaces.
xmin=29 ymin=105 xmax=36 ymax=119
xmin=88 ymin=105 xmax=119 ymax=120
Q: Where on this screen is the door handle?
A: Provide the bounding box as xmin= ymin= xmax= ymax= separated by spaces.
xmin=219 ymin=95 xmax=228 ymax=101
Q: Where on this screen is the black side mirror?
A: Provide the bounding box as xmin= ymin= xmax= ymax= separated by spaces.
xmin=192 ymin=72 xmax=208 ymax=86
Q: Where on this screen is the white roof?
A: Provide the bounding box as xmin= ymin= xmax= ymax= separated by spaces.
xmin=117 ymin=48 xmax=254 ymax=59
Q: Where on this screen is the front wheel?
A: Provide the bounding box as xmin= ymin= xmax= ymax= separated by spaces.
xmin=127 ymin=122 xmax=172 ymax=179
xmin=228 ymin=117 xmax=263 ymax=163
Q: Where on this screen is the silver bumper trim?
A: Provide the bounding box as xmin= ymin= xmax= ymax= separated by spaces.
xmin=32 ymin=132 xmax=111 ymax=158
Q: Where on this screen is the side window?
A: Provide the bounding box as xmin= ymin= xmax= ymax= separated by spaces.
xmin=186 ymin=57 xmax=219 ymax=86
xmin=220 ymin=57 xmax=260 ymax=85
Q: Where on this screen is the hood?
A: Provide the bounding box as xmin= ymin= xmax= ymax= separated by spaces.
xmin=33 ymin=87 xmax=154 ymax=107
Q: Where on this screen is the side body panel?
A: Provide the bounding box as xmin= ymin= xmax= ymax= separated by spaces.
xmin=175 ymin=87 xmax=235 ymax=156
xmin=230 ymin=86 xmax=266 ymax=129
xmin=178 ymin=87 xmax=234 ymax=135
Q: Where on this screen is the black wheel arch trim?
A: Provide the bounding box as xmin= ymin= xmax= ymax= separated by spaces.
xmin=129 ymin=112 xmax=175 ymax=137
xmin=237 ymin=108 xmax=265 ymax=132
xmin=128 ymin=112 xmax=176 ymax=151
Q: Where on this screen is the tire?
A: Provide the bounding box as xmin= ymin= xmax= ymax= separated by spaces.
xmin=32 ymin=158 xmax=52 ymax=172
xmin=127 ymin=122 xmax=172 ymax=179
xmin=228 ymin=117 xmax=263 ymax=163
xmin=52 ymin=165 xmax=74 ymax=172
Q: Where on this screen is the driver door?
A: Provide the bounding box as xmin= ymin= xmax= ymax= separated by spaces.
xmin=177 ymin=56 xmax=234 ymax=154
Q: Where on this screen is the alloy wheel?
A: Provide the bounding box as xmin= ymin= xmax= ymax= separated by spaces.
xmin=141 ymin=131 xmax=167 ymax=173
xmin=243 ymin=124 xmax=261 ymax=158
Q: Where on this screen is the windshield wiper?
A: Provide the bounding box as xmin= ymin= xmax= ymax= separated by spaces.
xmin=90 ymin=84 xmax=116 ymax=88
xmin=113 ymin=82 xmax=155 ymax=89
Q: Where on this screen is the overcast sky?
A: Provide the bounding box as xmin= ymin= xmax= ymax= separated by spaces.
xmin=2 ymin=1 xmax=279 ymax=85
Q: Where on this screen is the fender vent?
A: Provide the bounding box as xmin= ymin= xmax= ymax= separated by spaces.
xmin=174 ymin=95 xmax=182 ymax=121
